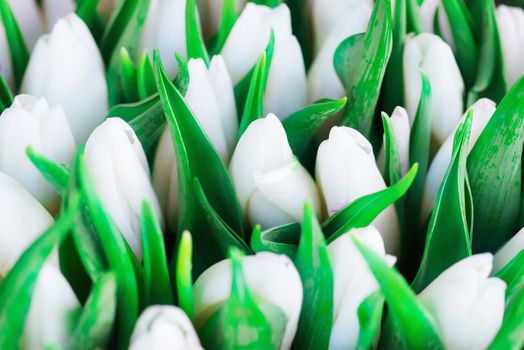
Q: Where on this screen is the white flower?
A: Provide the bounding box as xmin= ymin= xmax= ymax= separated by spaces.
xmin=378 ymin=106 xmax=411 ymax=176
xmin=316 ymin=126 xmax=400 ymax=254
xmin=84 ymin=118 xmax=163 ymax=260
xmin=140 ymin=0 xmax=188 ymax=78
xmin=0 ymin=172 xmax=54 ymax=276
xmin=493 ymin=227 xmax=524 ymax=273
xmin=193 ymin=252 xmax=303 ymax=350
xmin=42 ymin=0 xmax=76 ymax=30
xmin=328 ymin=226 xmax=396 ymax=349
xmin=229 ymin=114 xmax=321 ymax=229
xmin=199 ymin=0 xmax=247 ymax=38
xmin=307 ymin=0 xmax=372 ymax=102
xmin=0 ymin=0 xmax=44 ymax=88
xmin=421 ymin=98 xmax=496 ymax=220
xmin=496 ymin=5 xmax=524 ymax=88
xmin=418 ymin=254 xmax=506 ymax=350
xmin=221 ymin=3 xmax=307 ymax=117
xmin=153 ymin=55 xmax=237 ymax=228
xmin=130 ymin=305 xmax=203 ymax=350
xmin=22 ymin=265 xmax=80 ymax=350
xmin=21 ymin=13 xmax=108 ymax=144
xmin=403 ymin=33 xmax=464 ymax=145
xmin=419 ymin=0 xmax=453 ymax=46
xmin=0 ymin=95 xmax=75 ymax=212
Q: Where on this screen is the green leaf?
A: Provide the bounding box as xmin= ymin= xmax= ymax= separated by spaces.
xmin=103 ymin=0 xmax=150 ymax=104
xmin=198 ymin=249 xmax=275 ymax=350
xmin=238 ymin=53 xmax=267 ymax=138
xmin=467 ymin=0 xmax=506 ymax=103
xmin=324 ymin=164 xmax=418 ymax=242
xmin=154 ymin=51 xmax=244 ymax=275
xmin=0 ymin=194 xmax=80 ymax=349
xmin=75 ymin=150 xmax=139 ymax=349
xmin=282 ymin=97 xmax=347 ymax=167
xmin=141 ymin=201 xmax=172 ymax=307
xmin=412 ymin=112 xmax=473 ymax=292
xmin=250 ymin=223 xmax=301 ymax=260
xmin=0 ymin=0 xmax=29 ymax=90
xmin=26 ymin=147 xmax=70 ymax=197
xmin=213 ymin=0 xmax=237 ymax=54
xmin=352 ymin=238 xmax=444 ymax=350
xmin=137 ymin=51 xmax=157 ymax=100
xmin=284 ymin=0 xmax=311 ymax=66
xmin=441 ymin=0 xmax=478 ymax=87
xmin=69 ymin=272 xmax=117 ymax=350
xmin=467 ymin=77 xmax=524 ymax=252
xmin=406 ymin=0 xmax=423 ymax=34
xmin=0 ymin=74 xmax=13 ymax=112
xmin=488 ymin=279 xmax=524 ymax=350
xmin=496 ymin=249 xmax=524 ymax=299
xmin=174 ymin=53 xmax=190 ymax=96
xmin=335 ymin=0 xmax=393 ymax=137
xmin=252 ymin=0 xmax=282 ymax=7
xmin=406 ymin=70 xmax=432 ymax=231
xmin=76 ymin=0 xmax=100 ymax=32
xmin=119 ymin=47 xmax=139 ymax=102
xmin=176 ymin=231 xmax=194 ymax=321
xmin=356 ymin=291 xmax=385 ymax=350
xmin=186 ymin=0 xmax=209 ymax=65
xmin=292 ymin=203 xmax=333 ymax=350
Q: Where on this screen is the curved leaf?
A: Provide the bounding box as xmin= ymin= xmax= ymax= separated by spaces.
xmin=176 ymin=231 xmax=194 ymax=321
xmin=119 ymin=47 xmax=139 ymax=102
xmin=0 ymin=73 xmax=13 ymax=112
xmin=356 ymin=291 xmax=385 ymax=350
xmin=137 ymin=51 xmax=156 ymax=100
xmin=212 ymin=0 xmax=237 ymax=54
xmin=250 ymin=223 xmax=300 ymax=259
xmin=26 ymin=147 xmax=70 ymax=197
xmin=186 ymin=0 xmax=209 ymax=65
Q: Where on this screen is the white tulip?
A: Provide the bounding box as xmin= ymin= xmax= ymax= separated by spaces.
xmin=404 ymin=33 xmax=464 ymax=145
xmin=140 ymin=0 xmax=188 ymax=78
xmin=221 ymin=3 xmax=307 ymax=117
xmin=199 ymin=0 xmax=247 ymax=38
xmin=229 ymin=114 xmax=322 ymax=229
xmin=0 ymin=0 xmax=44 ymax=88
xmin=493 ymin=226 xmax=524 ymax=273
xmin=307 ymin=0 xmax=372 ymax=102
xmin=496 ymin=5 xmax=524 ymax=88
xmin=130 ymin=306 xmax=203 ymax=350
xmin=328 ymin=226 xmax=396 ymax=349
xmin=153 ymin=55 xmax=237 ymax=228
xmin=419 ymin=0 xmax=453 ymax=46
xmin=193 ymin=252 xmax=303 ymax=350
xmin=0 ymin=172 xmax=53 ymax=276
xmin=22 ymin=265 xmax=80 ymax=350
xmin=418 ymin=254 xmax=506 ymax=350
xmin=0 ymin=95 xmax=75 ymax=212
xmin=84 ymin=118 xmax=163 ymax=260
xmin=421 ymin=98 xmax=496 ymax=220
xmin=21 ymin=13 xmax=108 ymax=144
xmin=378 ymin=106 xmax=411 ymax=176
xmin=42 ymin=0 xmax=76 ymax=30
xmin=316 ymin=126 xmax=400 ymax=254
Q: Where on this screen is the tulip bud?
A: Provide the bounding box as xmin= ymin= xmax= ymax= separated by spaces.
xmin=140 ymin=0 xmax=188 ymax=78
xmin=0 ymin=172 xmax=54 ymax=276
xmin=21 ymin=13 xmax=108 ymax=144
xmin=0 ymin=95 xmax=75 ymax=212
xmin=422 ymin=98 xmax=496 ymax=219
xmin=130 ymin=306 xmax=203 ymax=350
xmin=229 ymin=114 xmax=321 ymax=229
xmin=328 ymin=226 xmax=396 ymax=349
xmin=153 ymin=55 xmax=237 ymax=228
xmin=84 ymin=118 xmax=163 ymax=260
xmin=221 ymin=3 xmax=307 ymax=117
xmin=417 ymin=254 xmax=506 ymax=350
xmin=496 ymin=5 xmax=524 ymax=88
xmin=42 ymin=0 xmax=76 ymax=30
xmin=419 ymin=0 xmax=453 ymax=46
xmin=23 ymin=265 xmax=80 ymax=350
xmin=199 ymin=0 xmax=247 ymax=38
xmin=404 ymin=33 xmax=464 ymax=145
xmin=307 ymin=0 xmax=372 ymax=102
xmin=378 ymin=106 xmax=411 ymax=176
xmin=316 ymin=126 xmax=400 ymax=254
xmin=493 ymin=227 xmax=524 ymax=273
xmin=193 ymin=252 xmax=303 ymax=350
xmin=0 ymin=0 xmax=44 ymax=88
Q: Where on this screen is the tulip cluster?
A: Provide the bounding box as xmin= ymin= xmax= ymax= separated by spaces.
xmin=0 ymin=0 xmax=522 ymax=349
